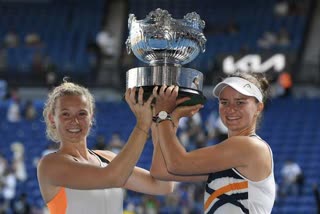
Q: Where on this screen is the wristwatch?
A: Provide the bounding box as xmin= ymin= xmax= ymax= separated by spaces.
xmin=153 ymin=111 xmax=172 ymax=124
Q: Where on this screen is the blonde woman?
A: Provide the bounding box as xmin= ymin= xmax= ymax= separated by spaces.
xmin=37 ymin=81 xmax=174 ymax=214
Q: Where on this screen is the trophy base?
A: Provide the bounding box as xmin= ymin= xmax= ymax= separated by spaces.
xmin=126 ymin=66 xmax=206 ymax=105
xmin=140 ymin=85 xmax=206 ymax=106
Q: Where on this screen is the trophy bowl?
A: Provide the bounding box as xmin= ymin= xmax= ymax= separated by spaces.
xmin=125 ymin=8 xmax=207 ymax=105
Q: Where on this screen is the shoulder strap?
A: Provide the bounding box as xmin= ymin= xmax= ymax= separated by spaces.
xmin=90 ymin=150 xmax=111 ymax=164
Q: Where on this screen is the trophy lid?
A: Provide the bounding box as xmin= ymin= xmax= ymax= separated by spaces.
xmin=126 ymin=8 xmax=207 ymax=66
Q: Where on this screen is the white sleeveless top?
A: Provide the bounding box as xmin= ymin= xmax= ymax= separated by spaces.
xmin=64 ymin=187 xmax=124 ymax=214
xmin=47 ymin=150 xmax=124 ymax=214
xmin=204 ymin=135 xmax=276 ymax=214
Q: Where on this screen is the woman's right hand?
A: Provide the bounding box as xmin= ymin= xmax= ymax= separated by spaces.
xmin=125 ymin=87 xmax=154 ymax=130
xmin=171 ymin=103 xmax=204 ymax=124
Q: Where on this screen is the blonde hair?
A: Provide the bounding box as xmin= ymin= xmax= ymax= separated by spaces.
xmin=43 ymin=80 xmax=95 ymax=142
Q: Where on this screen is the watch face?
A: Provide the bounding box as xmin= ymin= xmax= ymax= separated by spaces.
xmin=159 ymin=111 xmax=168 ymax=119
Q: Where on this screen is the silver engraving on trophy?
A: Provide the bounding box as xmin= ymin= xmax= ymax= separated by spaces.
xmin=126 ymin=8 xmax=207 ymax=105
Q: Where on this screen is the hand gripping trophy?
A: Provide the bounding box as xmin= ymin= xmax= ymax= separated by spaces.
xmin=126 ymin=8 xmax=207 ymax=105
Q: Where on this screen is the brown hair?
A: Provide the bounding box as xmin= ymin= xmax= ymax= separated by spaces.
xmin=229 ymin=71 xmax=270 ymax=103
xmin=227 ymin=71 xmax=270 ymax=127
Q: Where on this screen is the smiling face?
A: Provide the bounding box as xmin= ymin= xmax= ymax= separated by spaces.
xmin=219 ymin=86 xmax=263 ymax=136
xmin=49 ymin=95 xmax=92 ymax=144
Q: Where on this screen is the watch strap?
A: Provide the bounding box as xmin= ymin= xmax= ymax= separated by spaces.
xmin=156 ymin=115 xmax=172 ymax=124
xmin=152 ymin=112 xmax=172 ymax=123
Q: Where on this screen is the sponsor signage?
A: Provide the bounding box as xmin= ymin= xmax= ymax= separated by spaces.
xmin=222 ymin=53 xmax=286 ymax=74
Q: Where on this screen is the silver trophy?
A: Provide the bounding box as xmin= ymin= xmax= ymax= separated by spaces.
xmin=126 ymin=8 xmax=207 ymax=105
